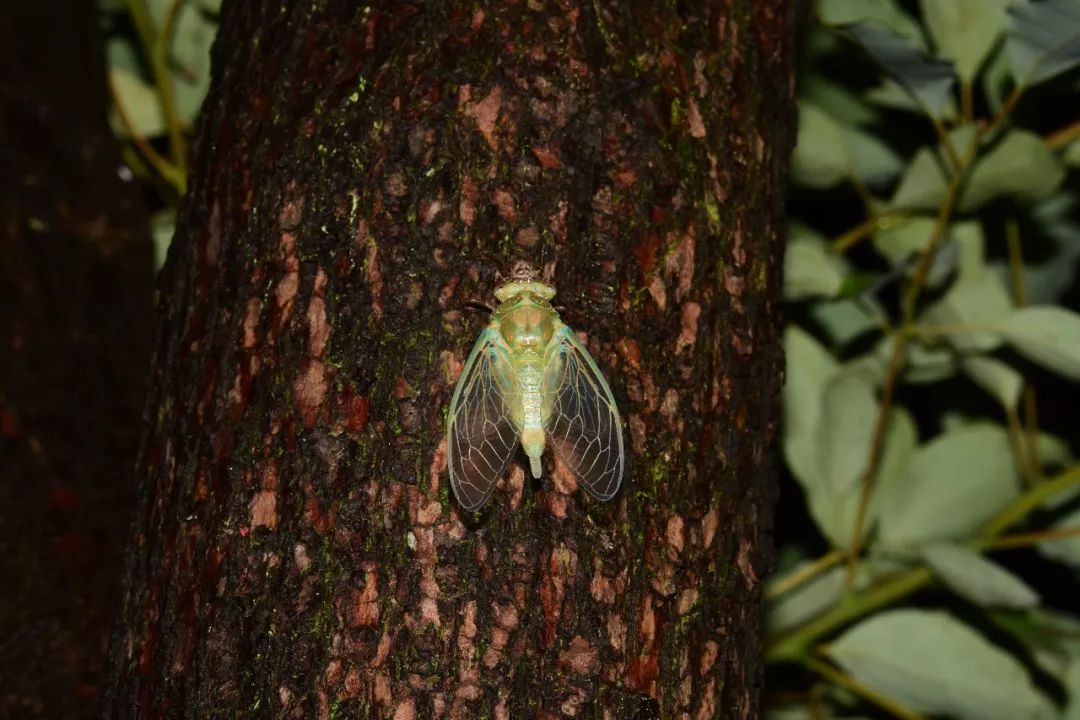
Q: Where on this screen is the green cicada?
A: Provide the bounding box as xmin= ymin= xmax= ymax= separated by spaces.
xmin=446 ymin=273 xmax=624 ymax=511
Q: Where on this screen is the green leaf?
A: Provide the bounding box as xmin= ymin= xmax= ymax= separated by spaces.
xmin=1006 ymin=0 xmax=1080 ymax=87
xmin=891 ymin=147 xmax=949 ymax=210
xmin=1066 ymin=660 xmax=1080 ymax=720
xmin=806 ymin=372 xmax=879 ymax=547
xmin=818 ymin=0 xmax=926 ymax=41
xmin=767 ymin=566 xmax=845 ymax=634
xmin=1066 ymin=139 xmax=1080 ymax=167
xmin=785 ymin=235 xmax=846 ymax=300
xmin=924 ymin=270 xmax=1014 ymax=352
xmin=923 ymin=222 xmax=1014 ymax=353
xmin=828 ymin=609 xmax=1055 ymax=719
xmin=999 ymin=305 xmax=1080 ymax=381
xmin=1037 ymin=505 xmax=1080 ymax=568
xmin=923 ymin=543 xmax=1040 ymax=609
xmin=801 ymin=74 xmax=880 ymax=126
xmin=842 ymin=23 xmax=957 ymax=118
xmin=876 ymin=424 xmax=1020 ymax=547
xmin=791 ymin=102 xmax=903 ymax=189
xmin=808 ymin=297 xmax=884 ymax=347
xmin=921 ymin=0 xmax=1011 ymax=83
xmin=865 ymin=77 xmax=959 ymax=117
xmin=903 ymin=340 xmax=958 ymax=383
xmin=873 ymin=216 xmax=935 ymax=265
xmin=962 ymin=356 xmax=1023 ymax=411
xmin=168 ymin=1 xmax=217 ymax=126
xmin=783 ymin=327 xmax=840 ymax=489
xmin=982 ymin=43 xmax=1015 ymax=114
xmin=150 ymin=209 xmax=176 ymax=271
xmin=108 ymin=68 xmax=166 ymax=138
xmin=962 ymin=131 xmax=1065 ymax=211
xmin=791 ymin=103 xmax=851 ymax=188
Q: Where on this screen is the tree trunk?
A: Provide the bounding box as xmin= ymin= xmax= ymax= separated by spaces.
xmin=0 ymin=1 xmax=153 ymax=716
xmin=105 ymin=1 xmax=795 ymax=717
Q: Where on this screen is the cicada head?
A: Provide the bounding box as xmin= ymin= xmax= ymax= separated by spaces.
xmin=493 ymin=280 xmax=556 ymax=304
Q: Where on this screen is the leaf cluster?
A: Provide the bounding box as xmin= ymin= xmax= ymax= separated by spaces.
xmin=772 ymin=2 xmax=1080 ymax=719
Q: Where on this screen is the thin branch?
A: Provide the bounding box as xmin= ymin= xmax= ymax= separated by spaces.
xmin=107 ymin=74 xmax=186 ymax=195
xmin=769 ymin=463 xmax=1080 ymax=663
xmin=804 ymin=656 xmax=929 ymax=720
xmin=126 ymin=0 xmax=188 ymax=176
xmin=984 ymin=525 xmax=1080 ymax=551
xmin=845 ymin=135 xmax=977 ymax=587
xmin=767 ymin=551 xmax=844 ymax=601
xmin=1045 ymin=116 xmax=1080 ymax=151
xmin=829 ymin=212 xmax=907 ymax=254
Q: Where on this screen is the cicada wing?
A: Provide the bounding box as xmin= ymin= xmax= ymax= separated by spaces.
xmin=543 ymin=326 xmax=624 ymax=501
xmin=447 ymin=328 xmax=520 ymax=511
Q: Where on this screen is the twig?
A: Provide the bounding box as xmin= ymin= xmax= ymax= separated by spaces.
xmin=1045 ymin=116 xmax=1080 ymax=151
xmin=769 ymin=463 xmax=1080 ymax=664
xmin=803 ymin=655 xmax=929 ymax=720
xmin=766 ymin=550 xmax=844 ymax=601
xmin=984 ymin=525 xmax=1080 ymax=551
xmin=126 ymin=0 xmax=188 ymax=176
xmin=107 ymin=74 xmax=186 ymax=194
xmin=829 ymin=211 xmax=907 ymax=254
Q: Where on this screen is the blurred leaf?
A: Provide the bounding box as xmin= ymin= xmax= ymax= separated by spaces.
xmin=108 ymin=68 xmax=166 ymax=138
xmin=842 ymin=23 xmax=956 ymax=118
xmin=783 ymin=327 xmax=840 ymax=490
xmin=1037 ymin=505 xmax=1080 ymax=568
xmin=921 ymin=0 xmax=1011 ymax=83
xmin=924 ymin=269 xmax=1014 ymax=352
xmin=785 ymin=235 xmax=846 ymax=300
xmin=168 ymin=1 xmax=217 ymax=125
xmin=791 ymin=102 xmax=903 ymax=189
xmin=801 ymin=74 xmax=880 ymax=126
xmin=873 ymin=216 xmax=935 ymax=264
xmin=791 ymin=103 xmax=851 ymax=188
xmin=903 ymin=340 xmax=958 ymax=383
xmin=150 ymin=209 xmax=176 ymax=271
xmin=995 ymin=194 xmax=1080 ymax=304
xmin=991 ymin=609 xmax=1080 ymax=680
xmin=818 ymin=0 xmax=925 ymax=42
xmin=923 ymin=543 xmax=1040 ymax=609
xmin=999 ymin=306 xmax=1080 ymax=381
xmin=962 ymin=355 xmax=1023 ymax=410
xmin=808 ymin=297 xmax=884 ymax=347
xmin=767 ymin=566 xmax=845 ymax=634
xmin=810 ymin=372 xmax=878 ymax=546
xmin=1065 ymin=138 xmax=1080 ymax=167
xmin=106 ymin=37 xmax=143 ymax=76
xmin=828 ymin=609 xmax=1055 ymax=719
xmin=865 ymin=76 xmax=958 ymax=117
xmin=1066 ymin=660 xmax=1080 ymax=720
xmin=923 ymin=222 xmax=1014 ymax=352
xmin=1006 ymin=0 xmax=1080 ymax=87
xmin=876 ymin=423 xmax=1020 ymax=547
xmin=962 ymin=130 xmax=1065 ymax=211
xmin=982 ymin=43 xmax=1015 ymax=114
xmin=891 ymin=146 xmax=949 ymax=210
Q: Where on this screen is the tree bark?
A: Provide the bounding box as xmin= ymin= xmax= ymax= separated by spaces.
xmin=105 ymin=1 xmax=795 ymax=717
xmin=0 ymin=1 xmax=153 ymax=716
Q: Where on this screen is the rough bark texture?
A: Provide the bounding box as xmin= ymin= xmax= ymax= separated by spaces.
xmin=105 ymin=1 xmax=794 ymax=717
xmin=0 ymin=1 xmax=153 ymax=716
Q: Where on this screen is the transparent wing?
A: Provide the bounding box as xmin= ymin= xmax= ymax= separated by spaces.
xmin=447 ymin=328 xmax=520 ymax=511
xmin=544 ymin=326 xmax=624 ymax=501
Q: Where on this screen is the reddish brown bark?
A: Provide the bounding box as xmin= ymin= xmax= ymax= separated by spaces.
xmin=0 ymin=1 xmax=153 ymax=716
xmin=105 ymin=1 xmax=795 ymax=717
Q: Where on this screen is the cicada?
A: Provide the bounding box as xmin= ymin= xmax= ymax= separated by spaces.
xmin=446 ymin=275 xmax=624 ymax=511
